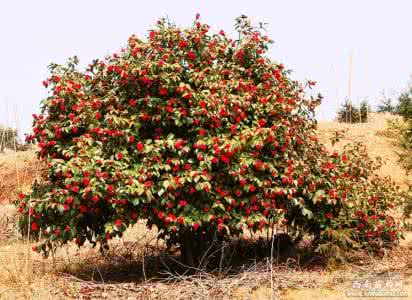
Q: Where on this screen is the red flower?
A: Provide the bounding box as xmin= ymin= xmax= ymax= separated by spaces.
xmin=258 ymin=119 xmax=266 ymax=127
xmin=31 ymin=222 xmax=39 ymax=232
xmin=107 ymin=185 xmax=115 ymax=194
xmin=160 ymin=87 xmax=168 ymax=96
xmin=177 ymin=216 xmax=185 ymax=224
xmin=325 ymin=212 xmax=332 ymax=219
xmin=136 ymin=142 xmax=144 ymax=152
xmin=92 ymin=195 xmax=99 ymax=203
xmin=199 ymin=101 xmax=206 ymax=108
xmin=175 ymin=139 xmax=185 ymax=149
xmin=179 ymin=200 xmax=187 ymax=207
xmin=66 ymin=196 xmax=73 ymax=204
xmin=144 ymin=181 xmax=152 ymax=187
xmin=18 ymin=193 xmax=25 ymax=199
xmin=192 ymin=222 xmax=200 ymax=231
xmin=178 ymin=40 xmax=188 ymax=49
xmin=221 ymin=155 xmax=230 ymax=164
xmin=129 ymin=99 xmax=136 ymax=107
xmin=95 ymin=112 xmax=102 ymax=120
xmin=249 ymin=184 xmax=256 ymax=192
xmin=116 ymin=153 xmax=124 ymax=160
xmin=211 ymin=157 xmax=218 ymax=164
xmin=79 ymin=205 xmax=87 ymax=213
xmin=187 ymin=51 xmax=196 ymax=60
xmin=82 ymin=177 xmax=90 ymax=186
xmin=115 ymin=219 xmax=123 ymax=227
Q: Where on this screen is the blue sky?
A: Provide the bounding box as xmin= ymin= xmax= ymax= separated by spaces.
xmin=1 ymin=0 xmax=412 ymax=136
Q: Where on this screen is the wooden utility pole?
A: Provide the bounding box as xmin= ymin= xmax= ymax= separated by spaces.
xmin=348 ymin=54 xmax=353 ymax=124
xmin=359 ymin=98 xmax=362 ymax=123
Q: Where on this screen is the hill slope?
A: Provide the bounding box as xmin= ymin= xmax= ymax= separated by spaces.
xmin=317 ymin=112 xmax=409 ymax=190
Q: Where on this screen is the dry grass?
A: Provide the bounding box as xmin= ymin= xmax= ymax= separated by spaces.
xmin=0 ymin=149 xmax=43 ymax=204
xmin=0 ymin=213 xmax=411 ymax=300
xmin=317 ymin=113 xmax=410 ymax=190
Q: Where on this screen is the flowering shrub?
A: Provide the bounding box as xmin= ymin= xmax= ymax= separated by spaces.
xmin=17 ymin=16 xmax=403 ymax=264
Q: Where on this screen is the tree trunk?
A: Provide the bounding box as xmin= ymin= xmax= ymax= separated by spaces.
xmin=180 ymin=231 xmax=196 ymax=268
xmin=313 ymin=224 xmax=321 ymax=241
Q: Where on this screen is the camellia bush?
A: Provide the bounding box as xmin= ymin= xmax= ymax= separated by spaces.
xmin=17 ymin=16 xmax=404 ymax=265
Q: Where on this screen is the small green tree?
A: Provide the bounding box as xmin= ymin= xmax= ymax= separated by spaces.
xmin=377 ymin=97 xmax=396 ymax=114
xmin=390 ymin=86 xmax=412 ymax=221
xmin=337 ymin=100 xmax=370 ymax=123
xmin=397 ymin=90 xmax=412 ymax=120
xmin=337 ymin=101 xmax=358 ymax=123
xmin=359 ymin=100 xmax=371 ymax=123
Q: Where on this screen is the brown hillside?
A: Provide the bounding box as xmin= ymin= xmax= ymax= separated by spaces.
xmin=0 ymin=149 xmax=43 ymax=204
xmin=317 ymin=112 xmax=409 ymax=190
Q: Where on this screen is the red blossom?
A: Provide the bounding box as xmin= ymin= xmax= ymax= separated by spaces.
xmin=187 ymin=51 xmax=196 ymax=60
xmin=192 ymin=222 xmax=200 ymax=231
xmin=107 ymin=185 xmax=115 ymax=194
xmin=31 ymin=222 xmax=39 ymax=231
xmin=136 ymin=142 xmax=144 ymax=152
xmin=179 ymin=200 xmax=187 ymax=207
xmin=160 ymin=87 xmax=168 ymax=96
xmin=129 ymin=99 xmax=136 ymax=107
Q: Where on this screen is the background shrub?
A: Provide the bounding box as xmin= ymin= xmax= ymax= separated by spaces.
xmin=336 ymin=100 xmax=370 ymax=123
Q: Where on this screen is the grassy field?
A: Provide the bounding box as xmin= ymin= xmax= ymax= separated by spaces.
xmin=0 ymin=113 xmax=411 ymax=299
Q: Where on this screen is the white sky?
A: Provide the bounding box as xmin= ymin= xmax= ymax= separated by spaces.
xmin=1 ymin=0 xmax=412 ymax=135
